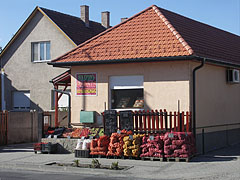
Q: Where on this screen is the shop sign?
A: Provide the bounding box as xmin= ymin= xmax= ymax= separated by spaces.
xmin=76 ymin=73 xmax=97 ymax=96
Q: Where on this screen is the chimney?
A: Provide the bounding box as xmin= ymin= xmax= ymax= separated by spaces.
xmin=121 ymin=17 xmax=128 ymax=22
xmin=81 ymin=5 xmax=89 ymax=27
xmin=101 ymin=11 xmax=110 ymax=28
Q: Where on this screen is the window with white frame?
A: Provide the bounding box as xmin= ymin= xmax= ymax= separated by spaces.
xmin=110 ymin=76 xmax=144 ymax=109
xmin=31 ymin=41 xmax=51 ymax=62
xmin=12 ymin=91 xmax=30 ymax=110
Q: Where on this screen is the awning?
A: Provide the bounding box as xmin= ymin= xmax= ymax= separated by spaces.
xmin=50 ymin=70 xmax=71 ymax=86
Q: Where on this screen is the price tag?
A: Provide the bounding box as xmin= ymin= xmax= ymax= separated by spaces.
xmin=129 ymin=135 xmax=133 ymax=140
xmin=117 ymin=130 xmax=121 ymax=134
xmin=150 ymin=136 xmax=154 ymax=140
xmin=54 ymin=135 xmax=57 ymax=139
xmin=67 ymin=136 xmax=71 ymax=139
xmin=81 ymin=136 xmax=85 ymax=140
xmin=168 ymin=133 xmax=174 ymax=138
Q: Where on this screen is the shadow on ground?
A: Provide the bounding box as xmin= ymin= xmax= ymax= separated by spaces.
xmin=191 ymin=143 xmax=240 ymax=162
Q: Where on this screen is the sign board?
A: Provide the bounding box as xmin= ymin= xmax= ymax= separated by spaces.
xmin=104 ymin=110 xmax=118 ymax=136
xmin=76 ymin=73 xmax=97 ymax=96
xmin=119 ymin=111 xmax=134 ymax=131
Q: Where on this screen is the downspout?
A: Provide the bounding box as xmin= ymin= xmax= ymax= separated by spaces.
xmin=192 ymin=58 xmax=205 ymax=138
xmin=1 ymin=68 xmax=6 ymax=111
xmin=53 ymin=89 xmax=71 ymax=128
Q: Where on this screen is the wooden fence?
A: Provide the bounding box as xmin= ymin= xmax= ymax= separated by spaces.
xmin=103 ymin=109 xmax=192 ymax=134
xmin=0 ymin=111 xmax=8 ymax=145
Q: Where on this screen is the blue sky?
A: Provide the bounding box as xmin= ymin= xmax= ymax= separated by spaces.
xmin=0 ymin=0 xmax=239 ymax=49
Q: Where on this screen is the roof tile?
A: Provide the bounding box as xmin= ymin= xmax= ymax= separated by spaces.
xmin=53 ymin=5 xmax=240 ymax=66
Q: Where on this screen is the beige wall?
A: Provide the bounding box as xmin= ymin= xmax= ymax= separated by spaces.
xmin=3 ymin=11 xmax=75 ymax=111
xmin=71 ymin=61 xmax=191 ymax=124
xmin=192 ymin=62 xmax=240 ymax=133
xmin=8 ymin=111 xmax=40 ymax=144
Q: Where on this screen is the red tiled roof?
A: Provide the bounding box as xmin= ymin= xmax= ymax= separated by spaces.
xmin=52 ymin=5 xmax=240 ymax=66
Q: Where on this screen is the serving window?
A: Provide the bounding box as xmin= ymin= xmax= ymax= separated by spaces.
xmin=109 ymin=75 xmax=144 ymax=109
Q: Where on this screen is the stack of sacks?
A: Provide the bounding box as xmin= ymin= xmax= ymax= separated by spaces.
xmin=90 ymin=135 xmax=110 ymax=156
xmin=123 ymin=134 xmax=143 ymax=157
xmin=76 ymin=139 xmax=92 ymax=150
xmin=140 ymin=135 xmax=164 ymax=158
xmin=107 ymin=133 xmax=124 ymax=157
xmin=164 ymin=132 xmax=196 ymax=158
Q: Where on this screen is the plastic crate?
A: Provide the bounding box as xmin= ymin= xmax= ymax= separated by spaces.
xmin=75 ymin=149 xmax=90 ymax=158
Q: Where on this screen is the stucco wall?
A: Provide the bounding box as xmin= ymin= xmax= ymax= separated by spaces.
xmin=3 ymin=11 xmax=75 ymax=111
xmin=70 ymin=61 xmax=191 ymax=124
xmin=193 ymin=63 xmax=240 ymax=133
xmin=192 ymin=62 xmax=240 ymax=152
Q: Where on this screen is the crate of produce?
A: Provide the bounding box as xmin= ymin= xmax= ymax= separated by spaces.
xmin=33 ymin=142 xmax=47 ymax=154
xmin=75 ymin=149 xmax=90 ymax=158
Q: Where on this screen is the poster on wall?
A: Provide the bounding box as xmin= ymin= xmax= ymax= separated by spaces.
xmin=76 ymin=73 xmax=97 ymax=96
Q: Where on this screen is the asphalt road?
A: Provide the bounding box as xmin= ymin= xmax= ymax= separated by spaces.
xmin=0 ymin=169 xmax=148 ymax=180
xmin=0 ymin=143 xmax=239 ymax=180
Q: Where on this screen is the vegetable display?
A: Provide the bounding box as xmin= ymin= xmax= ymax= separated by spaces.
xmin=123 ymin=134 xmax=143 ymax=157
xmin=163 ymin=132 xmax=196 ymax=158
xmin=140 ymin=135 xmax=164 ymax=158
xmin=90 ymin=135 xmax=110 ymax=156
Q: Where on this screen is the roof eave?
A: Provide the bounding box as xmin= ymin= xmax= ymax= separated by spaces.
xmin=48 ymin=55 xmax=240 ymax=68
xmin=48 ymin=55 xmax=196 ymax=67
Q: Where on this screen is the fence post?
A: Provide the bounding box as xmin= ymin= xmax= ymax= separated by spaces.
xmin=147 ymin=110 xmax=151 ymax=134
xmin=174 ymin=111 xmax=177 ymax=132
xmin=181 ymin=111 xmax=185 ymax=132
xmin=164 ymin=109 xmax=167 ymax=131
xmin=143 ymin=110 xmax=146 ymax=132
xmin=134 ymin=111 xmax=138 ymax=133
xmin=151 ymin=110 xmax=155 ymax=134
xmin=178 ymin=112 xmax=181 ymax=132
xmin=160 ymin=109 xmax=163 ymax=132
xmin=139 ymin=110 xmax=143 ymax=133
xmin=155 ymin=110 xmax=159 ymax=133
xmin=186 ymin=111 xmax=189 ymax=132
xmin=169 ymin=111 xmax=172 ymax=131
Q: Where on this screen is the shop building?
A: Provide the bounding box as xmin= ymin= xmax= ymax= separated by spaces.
xmin=49 ymin=5 xmax=240 ymax=153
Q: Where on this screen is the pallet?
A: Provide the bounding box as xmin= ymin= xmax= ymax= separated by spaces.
xmin=106 ymin=156 xmax=121 ymax=159
xmin=90 ymin=154 xmax=107 ymax=159
xmin=122 ymin=156 xmax=140 ymax=160
xmin=166 ymin=156 xmax=192 ymax=162
xmin=141 ymin=157 xmax=164 ymax=162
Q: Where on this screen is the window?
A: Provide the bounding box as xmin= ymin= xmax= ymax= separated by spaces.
xmin=51 ymin=89 xmax=70 ymax=110
xmin=31 ymin=41 xmax=50 ymax=62
xmin=12 ymin=91 xmax=30 ymax=110
xmin=109 ymin=76 xmax=144 ymax=109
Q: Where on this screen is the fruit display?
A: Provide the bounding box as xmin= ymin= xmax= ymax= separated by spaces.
xmin=90 ymin=135 xmax=110 ymax=156
xmin=163 ymin=132 xmax=196 ymax=158
xmin=123 ymin=134 xmax=143 ymax=157
xmin=140 ymin=135 xmax=164 ymax=158
xmin=62 ymin=128 xmax=89 ymax=138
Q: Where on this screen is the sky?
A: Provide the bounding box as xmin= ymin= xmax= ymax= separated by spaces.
xmin=0 ymin=0 xmax=239 ymax=49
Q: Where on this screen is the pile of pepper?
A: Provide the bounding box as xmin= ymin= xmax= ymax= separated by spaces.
xmin=140 ymin=135 xmax=164 ymax=158
xmin=123 ymin=134 xmax=143 ymax=157
xmin=90 ymin=135 xmax=110 ymax=156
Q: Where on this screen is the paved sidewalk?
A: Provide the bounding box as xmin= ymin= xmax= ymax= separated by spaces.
xmin=0 ymin=143 xmax=239 ymax=180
